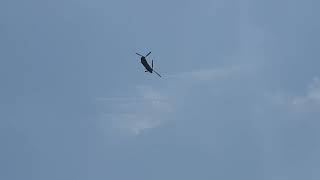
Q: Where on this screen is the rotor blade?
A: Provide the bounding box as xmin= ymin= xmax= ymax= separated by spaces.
xmin=153 ymin=70 xmax=161 ymax=77
xmin=145 ymin=51 xmax=151 ymax=57
xmin=136 ymin=53 xmax=143 ymax=57
xmin=152 ymin=60 xmax=153 ymax=68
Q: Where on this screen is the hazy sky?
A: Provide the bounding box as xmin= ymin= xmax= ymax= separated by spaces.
xmin=1 ymin=0 xmax=320 ymax=179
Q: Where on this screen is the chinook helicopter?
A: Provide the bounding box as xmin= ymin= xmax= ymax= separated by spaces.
xmin=136 ymin=51 xmax=161 ymax=77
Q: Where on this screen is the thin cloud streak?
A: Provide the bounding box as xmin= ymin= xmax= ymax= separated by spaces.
xmin=164 ymin=65 xmax=254 ymax=81
xmin=96 ymin=97 xmax=167 ymax=102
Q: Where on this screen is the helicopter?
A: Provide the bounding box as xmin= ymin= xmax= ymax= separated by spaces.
xmin=136 ymin=51 xmax=161 ymax=77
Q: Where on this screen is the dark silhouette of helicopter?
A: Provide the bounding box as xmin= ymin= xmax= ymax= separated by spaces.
xmin=136 ymin=51 xmax=161 ymax=77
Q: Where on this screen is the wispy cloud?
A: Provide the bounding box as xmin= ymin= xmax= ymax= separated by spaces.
xmin=273 ymin=77 xmax=320 ymax=112
xmin=291 ymin=77 xmax=320 ymax=111
xmin=97 ymin=65 xmax=254 ymax=136
xmin=98 ymin=86 xmax=174 ymax=135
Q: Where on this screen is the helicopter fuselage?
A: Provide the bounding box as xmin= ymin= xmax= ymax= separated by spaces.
xmin=141 ymin=57 xmax=153 ymax=73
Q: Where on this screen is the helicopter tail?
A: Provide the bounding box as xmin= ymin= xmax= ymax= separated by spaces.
xmin=153 ymin=70 xmax=161 ymax=77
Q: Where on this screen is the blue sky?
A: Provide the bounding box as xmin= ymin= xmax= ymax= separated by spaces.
xmin=1 ymin=0 xmax=320 ymax=179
